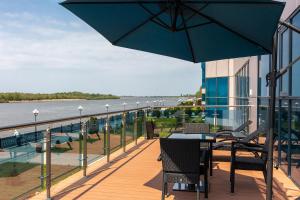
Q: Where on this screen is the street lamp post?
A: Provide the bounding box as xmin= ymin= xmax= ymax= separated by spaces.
xmin=153 ymin=100 xmax=156 ymax=107
xmin=78 ymin=105 xmax=83 ymax=128
xmin=32 ymin=109 xmax=39 ymax=142
xmin=122 ymin=102 xmax=127 ymax=111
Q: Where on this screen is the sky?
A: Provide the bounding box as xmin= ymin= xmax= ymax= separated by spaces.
xmin=0 ymin=0 xmax=201 ymax=96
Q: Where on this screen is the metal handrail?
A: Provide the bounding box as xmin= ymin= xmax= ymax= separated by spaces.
xmin=0 ymin=106 xmax=148 ymax=132
xmin=153 ymin=105 xmax=252 ymax=109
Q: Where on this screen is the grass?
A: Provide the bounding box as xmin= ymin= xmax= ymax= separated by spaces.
xmin=159 ymin=131 xmax=171 ymax=138
xmin=51 ymin=147 xmax=71 ymax=153
xmin=87 ymin=137 xmax=101 ymax=144
xmin=149 ymin=118 xmax=177 ymax=129
xmin=0 ymin=162 xmax=39 ymax=177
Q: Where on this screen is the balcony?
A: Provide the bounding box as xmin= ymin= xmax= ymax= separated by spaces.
xmin=0 ymin=106 xmax=299 ymax=200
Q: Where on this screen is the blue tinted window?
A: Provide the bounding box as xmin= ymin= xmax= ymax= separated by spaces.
xmin=259 ymin=55 xmax=270 ymax=97
xmin=281 ymin=30 xmax=289 ymax=95
xmin=217 ymin=77 xmax=228 ymax=97
xmin=206 ymin=98 xmax=216 ymax=105
xmin=292 ymin=13 xmax=300 ymax=96
xmin=206 ymin=78 xmax=216 ymax=97
xmin=217 ymin=98 xmax=228 ymax=105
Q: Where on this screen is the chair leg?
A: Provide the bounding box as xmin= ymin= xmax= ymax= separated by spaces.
xmin=230 ymin=166 xmax=235 ymax=193
xmin=263 ymin=169 xmax=267 ymax=184
xmin=205 ymin=170 xmax=208 ymax=198
xmin=196 ymin=184 xmax=200 ymax=200
xmin=165 ymin=182 xmax=169 ymax=197
xmin=210 ymin=144 xmax=213 ymax=176
xmin=162 ymin=175 xmax=165 ymax=200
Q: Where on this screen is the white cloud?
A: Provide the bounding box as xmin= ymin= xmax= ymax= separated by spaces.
xmin=0 ymin=9 xmax=201 ymax=95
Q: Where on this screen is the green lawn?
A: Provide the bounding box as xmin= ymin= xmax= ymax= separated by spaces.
xmin=0 ymin=162 xmax=39 ymax=177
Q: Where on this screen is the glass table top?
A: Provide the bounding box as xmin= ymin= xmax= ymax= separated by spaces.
xmin=168 ymin=133 xmax=216 ymax=142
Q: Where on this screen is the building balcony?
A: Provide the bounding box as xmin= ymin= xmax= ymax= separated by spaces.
xmin=0 ymin=106 xmax=299 ymax=200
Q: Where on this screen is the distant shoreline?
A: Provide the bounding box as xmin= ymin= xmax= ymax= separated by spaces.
xmin=7 ymin=99 xmax=87 ymax=103
xmin=0 ymin=92 xmax=120 ymax=103
xmin=0 ymin=98 xmax=121 ymax=104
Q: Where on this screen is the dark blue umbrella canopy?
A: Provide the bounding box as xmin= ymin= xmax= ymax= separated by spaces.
xmin=61 ymin=0 xmax=285 ymax=63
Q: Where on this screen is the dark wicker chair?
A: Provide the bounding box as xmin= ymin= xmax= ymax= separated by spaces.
xmin=230 ymin=130 xmax=271 ymax=193
xmin=146 ymin=121 xmax=158 ymax=139
xmin=183 ymin=123 xmax=210 ymax=134
xmin=160 ymin=138 xmax=209 ymax=199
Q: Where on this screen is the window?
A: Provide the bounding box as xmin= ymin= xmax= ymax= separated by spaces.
xmin=206 ymin=78 xmax=217 ymax=97
xmin=292 ymin=12 xmax=300 ymax=96
xmin=235 ymin=62 xmax=249 ymax=108
xmin=205 ymin=77 xmax=228 ymax=106
xmin=281 ymin=30 xmax=289 ymax=95
xmin=258 ymin=55 xmax=270 ymax=97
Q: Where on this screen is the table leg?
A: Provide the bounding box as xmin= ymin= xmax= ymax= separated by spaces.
xmin=210 ymin=142 xmax=213 ymax=176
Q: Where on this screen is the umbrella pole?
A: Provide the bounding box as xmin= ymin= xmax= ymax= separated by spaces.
xmin=266 ymin=30 xmax=278 ymax=200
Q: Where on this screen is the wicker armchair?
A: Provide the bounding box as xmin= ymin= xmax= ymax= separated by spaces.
xmin=160 ymin=138 xmax=209 ymax=199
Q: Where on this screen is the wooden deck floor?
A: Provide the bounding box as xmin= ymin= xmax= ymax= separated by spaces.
xmin=31 ymin=139 xmax=300 ymax=200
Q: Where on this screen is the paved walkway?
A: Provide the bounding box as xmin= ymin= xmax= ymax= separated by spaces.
xmin=31 ymin=139 xmax=300 ymax=200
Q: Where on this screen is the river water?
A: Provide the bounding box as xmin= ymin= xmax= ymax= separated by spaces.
xmin=0 ymin=96 xmax=180 ymax=127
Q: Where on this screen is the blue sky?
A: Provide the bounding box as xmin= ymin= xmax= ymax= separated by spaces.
xmin=0 ymin=0 xmax=201 ymax=96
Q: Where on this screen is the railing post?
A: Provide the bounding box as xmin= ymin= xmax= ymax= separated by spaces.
xmin=213 ymin=108 xmax=217 ymax=128
xmin=82 ymin=122 xmax=87 ymax=177
xmin=143 ymin=109 xmax=147 ymax=139
xmin=122 ymin=112 xmax=126 ymax=152
xmin=182 ymin=108 xmax=186 ymax=125
xmin=45 ymin=128 xmax=51 ymax=200
xmin=134 ymin=111 xmax=138 ymax=145
xmin=105 ymin=117 xmax=111 ymax=162
xmin=40 ymin=132 xmax=47 ymax=189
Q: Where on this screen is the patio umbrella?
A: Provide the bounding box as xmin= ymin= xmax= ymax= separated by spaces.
xmin=60 ymin=0 xmax=284 ymax=63
xmin=60 ymin=1 xmax=285 ymax=199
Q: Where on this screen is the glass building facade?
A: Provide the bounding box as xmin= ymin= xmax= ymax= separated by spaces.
xmin=235 ymin=62 xmax=250 ymax=128
xmin=257 ymin=8 xmax=300 ymax=186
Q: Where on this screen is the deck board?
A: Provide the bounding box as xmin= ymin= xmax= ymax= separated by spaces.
xmin=31 ymin=139 xmax=300 ymax=200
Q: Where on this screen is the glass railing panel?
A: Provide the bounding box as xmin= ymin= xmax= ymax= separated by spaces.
xmin=290 ymin=99 xmax=300 ymax=186
xmin=84 ymin=116 xmax=105 ymax=164
xmin=137 ymin=110 xmax=144 ymax=138
xmin=109 ymin=114 xmax=122 ymax=152
xmin=0 ymin=127 xmax=45 ymax=199
xmin=50 ymin=120 xmax=81 ymax=185
xmin=125 ymin=112 xmax=134 ymax=144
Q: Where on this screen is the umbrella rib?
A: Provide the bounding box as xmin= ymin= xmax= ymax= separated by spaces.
xmin=177 ymin=22 xmax=212 ymax=31
xmin=112 ymin=7 xmax=169 ymax=45
xmin=177 ymin=3 xmax=209 ymax=30
xmin=182 ymin=4 xmax=271 ymax=53
xmin=180 ymin=9 xmax=196 ymax=63
xmin=138 ymin=3 xmax=171 ymax=30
